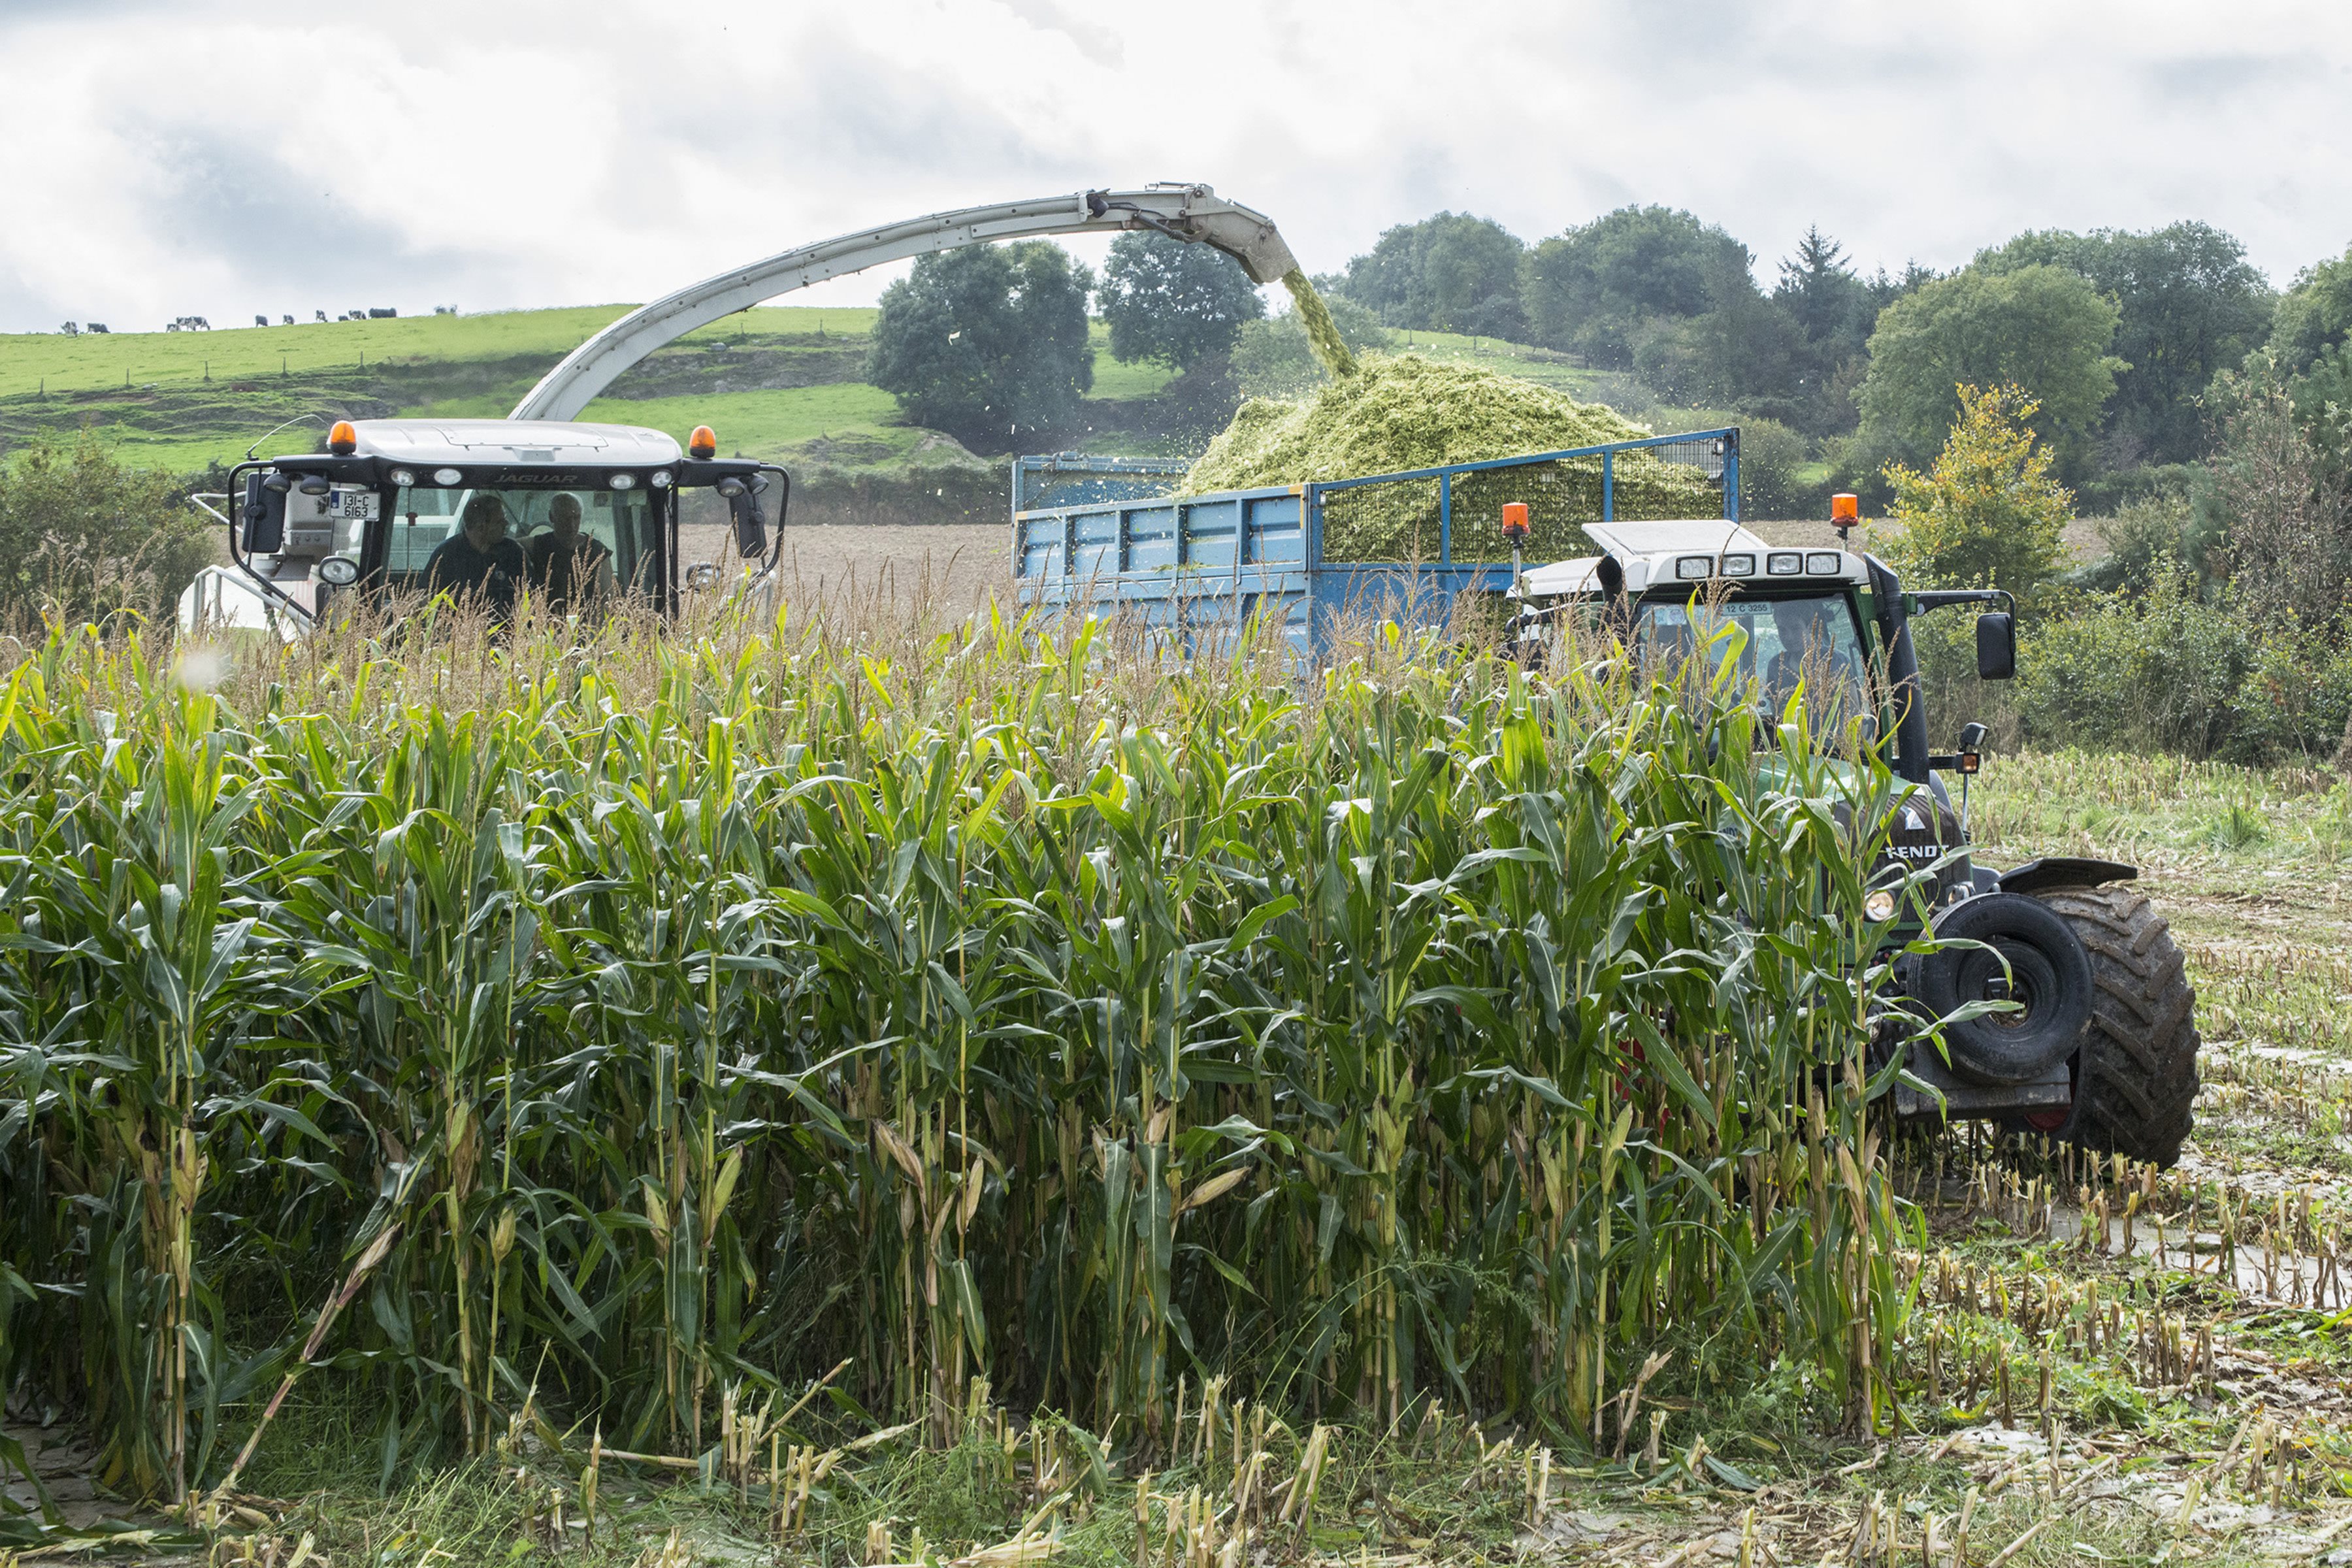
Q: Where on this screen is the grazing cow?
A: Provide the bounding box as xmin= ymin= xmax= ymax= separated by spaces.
xmin=314 ymin=310 xmax=329 ymax=323
xmin=60 ymin=322 xmax=78 ymax=336
xmin=255 ymin=315 xmax=269 ymax=327
xmin=282 ymin=315 xmax=294 ymax=326
xmin=88 ymin=323 xmax=108 ymax=334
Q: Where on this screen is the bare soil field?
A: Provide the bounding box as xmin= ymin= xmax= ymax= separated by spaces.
xmin=682 ymin=521 xmax=1009 ymax=613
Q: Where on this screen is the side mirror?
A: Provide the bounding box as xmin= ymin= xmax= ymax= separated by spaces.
xmin=242 ymin=472 xmax=287 ymax=555
xmin=723 ymin=484 xmax=767 ymax=559
xmin=1975 ymin=612 xmax=2016 ymax=681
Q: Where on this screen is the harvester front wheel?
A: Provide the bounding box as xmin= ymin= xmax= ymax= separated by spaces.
xmin=2031 ymin=885 xmax=2200 ymax=1168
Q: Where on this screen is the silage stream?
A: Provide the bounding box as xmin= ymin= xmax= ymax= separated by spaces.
xmin=1281 ymin=268 xmax=1358 ymax=380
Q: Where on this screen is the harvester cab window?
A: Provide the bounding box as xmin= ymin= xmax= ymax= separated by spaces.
xmin=386 ymin=484 xmax=660 ymax=600
xmin=1633 ymin=596 xmax=1869 ymax=721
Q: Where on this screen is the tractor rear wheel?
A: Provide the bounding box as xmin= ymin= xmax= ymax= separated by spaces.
xmin=2029 ymin=885 xmax=2200 ymax=1168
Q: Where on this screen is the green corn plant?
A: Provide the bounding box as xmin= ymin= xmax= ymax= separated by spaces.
xmin=0 ymin=600 xmax=1930 ymax=1486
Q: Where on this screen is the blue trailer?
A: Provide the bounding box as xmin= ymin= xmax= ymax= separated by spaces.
xmin=1009 ymin=429 xmax=1739 ymax=661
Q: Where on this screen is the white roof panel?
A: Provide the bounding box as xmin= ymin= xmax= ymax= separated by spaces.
xmin=347 ymin=419 xmax=680 ymax=466
xmin=1582 ymin=519 xmax=1771 ymax=557
xmin=1520 ymin=556 xmax=1605 ymax=596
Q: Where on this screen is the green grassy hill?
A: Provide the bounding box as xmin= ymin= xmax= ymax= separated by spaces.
xmin=0 ymin=305 xmax=1181 ymax=482
xmin=0 ymin=304 xmax=1767 ymax=523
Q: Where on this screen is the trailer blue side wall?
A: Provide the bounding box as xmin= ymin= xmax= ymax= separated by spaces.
xmin=1011 ymin=429 xmax=1737 ymax=661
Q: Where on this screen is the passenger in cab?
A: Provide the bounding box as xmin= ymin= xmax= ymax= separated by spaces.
xmin=525 ymin=495 xmax=613 ymax=613
xmin=423 ymin=495 xmax=526 ymax=611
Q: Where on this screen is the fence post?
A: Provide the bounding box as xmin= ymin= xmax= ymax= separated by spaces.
xmin=1603 ymin=450 xmax=1614 ymax=521
xmin=1439 ymin=472 xmax=1452 ymax=566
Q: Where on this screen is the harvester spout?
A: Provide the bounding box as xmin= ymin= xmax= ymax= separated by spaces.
xmin=1083 ymin=188 xmax=1299 ymax=284
xmin=511 ymin=184 xmax=1305 ymax=422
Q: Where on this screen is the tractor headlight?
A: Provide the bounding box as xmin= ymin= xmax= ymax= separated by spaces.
xmin=433 ymin=468 xmax=463 ymax=486
xmin=1720 ymin=552 xmax=1756 ymax=578
xmin=1766 ymin=551 xmax=1802 ymax=576
xmin=1674 ymin=555 xmax=1712 ymax=580
xmin=1806 ymin=551 xmax=1842 ymax=575
xmin=649 ymin=470 xmax=672 ymax=489
xmin=388 ymin=468 xmax=416 ymax=487
xmin=609 ymin=472 xmax=636 ymax=490
xmin=1865 ymin=890 xmax=1897 ymax=923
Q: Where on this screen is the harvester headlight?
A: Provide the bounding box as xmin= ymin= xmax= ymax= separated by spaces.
xmin=1767 ymin=551 xmax=1802 ymax=576
xmin=609 ymin=472 xmax=637 ymax=490
xmin=433 ymin=467 xmax=463 ymax=486
xmin=649 ymin=469 xmax=672 ymax=489
xmin=318 ymin=556 xmax=360 ymax=586
xmin=1865 ymin=890 xmax=1897 ymax=922
xmin=387 ymin=468 xmax=416 ymax=487
xmin=1805 ymin=551 xmax=1842 ymax=575
xmin=1720 ymin=552 xmax=1756 ymax=577
xmin=1674 ymin=555 xmax=1712 ymax=580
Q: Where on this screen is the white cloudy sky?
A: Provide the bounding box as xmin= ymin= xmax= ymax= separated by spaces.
xmin=3 ymin=0 xmax=2347 ymax=333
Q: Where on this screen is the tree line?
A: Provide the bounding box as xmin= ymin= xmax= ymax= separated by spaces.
xmin=1326 ymin=207 xmax=2342 ymax=504
xmin=860 ymin=206 xmax=2350 ymax=523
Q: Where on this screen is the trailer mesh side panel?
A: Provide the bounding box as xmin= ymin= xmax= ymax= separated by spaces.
xmin=1317 ymin=477 xmax=1443 ymax=566
xmin=1320 ymin=436 xmax=1729 ymax=564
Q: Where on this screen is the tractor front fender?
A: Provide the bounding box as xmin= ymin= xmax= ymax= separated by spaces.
xmin=1997 ymin=857 xmax=2138 ymax=898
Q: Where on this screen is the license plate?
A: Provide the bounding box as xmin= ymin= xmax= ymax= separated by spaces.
xmin=329 ymin=489 xmax=380 ymax=521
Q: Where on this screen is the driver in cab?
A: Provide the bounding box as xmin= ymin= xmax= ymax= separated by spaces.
xmin=423 ymin=494 xmax=527 ymax=610
xmin=525 ymin=494 xmax=613 ymax=612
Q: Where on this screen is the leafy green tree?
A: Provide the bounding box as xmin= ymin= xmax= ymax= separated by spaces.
xmin=1857 ymin=264 xmax=2124 ymax=477
xmin=1880 ymin=383 xmax=2073 ymax=600
xmin=2204 ymin=358 xmax=2352 ymax=627
xmin=2267 ymin=244 xmax=2352 ymax=374
xmin=0 ymin=429 xmax=216 ymax=619
xmin=1976 ymin=223 xmax=2274 ymax=464
xmin=1097 ymin=231 xmax=1265 ymax=371
xmin=1652 ymin=250 xmax=1810 ymax=408
xmin=1339 ymin=212 xmax=1526 ymax=339
xmin=1734 ymin=417 xmax=1814 ymax=519
xmin=1520 ymin=206 xmax=1750 ymax=367
xmin=865 ymin=241 xmax=1094 ymax=449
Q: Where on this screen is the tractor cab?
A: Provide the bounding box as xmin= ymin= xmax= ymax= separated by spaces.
xmin=1512 ymin=517 xmax=2016 ymax=792
xmin=181 ymin=417 xmax=786 ymax=634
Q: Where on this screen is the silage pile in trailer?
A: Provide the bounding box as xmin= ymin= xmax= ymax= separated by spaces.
xmin=1180 ymin=355 xmax=1722 ymax=561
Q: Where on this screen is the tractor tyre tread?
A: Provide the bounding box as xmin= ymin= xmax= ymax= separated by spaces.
xmin=2035 ymin=885 xmax=2199 ymax=1168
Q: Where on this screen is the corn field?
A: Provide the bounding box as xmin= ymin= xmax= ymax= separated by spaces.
xmin=0 ymin=603 xmax=1924 ymax=1507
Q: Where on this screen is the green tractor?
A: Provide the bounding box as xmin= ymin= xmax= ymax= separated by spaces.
xmin=1512 ymin=516 xmax=2201 ymax=1165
